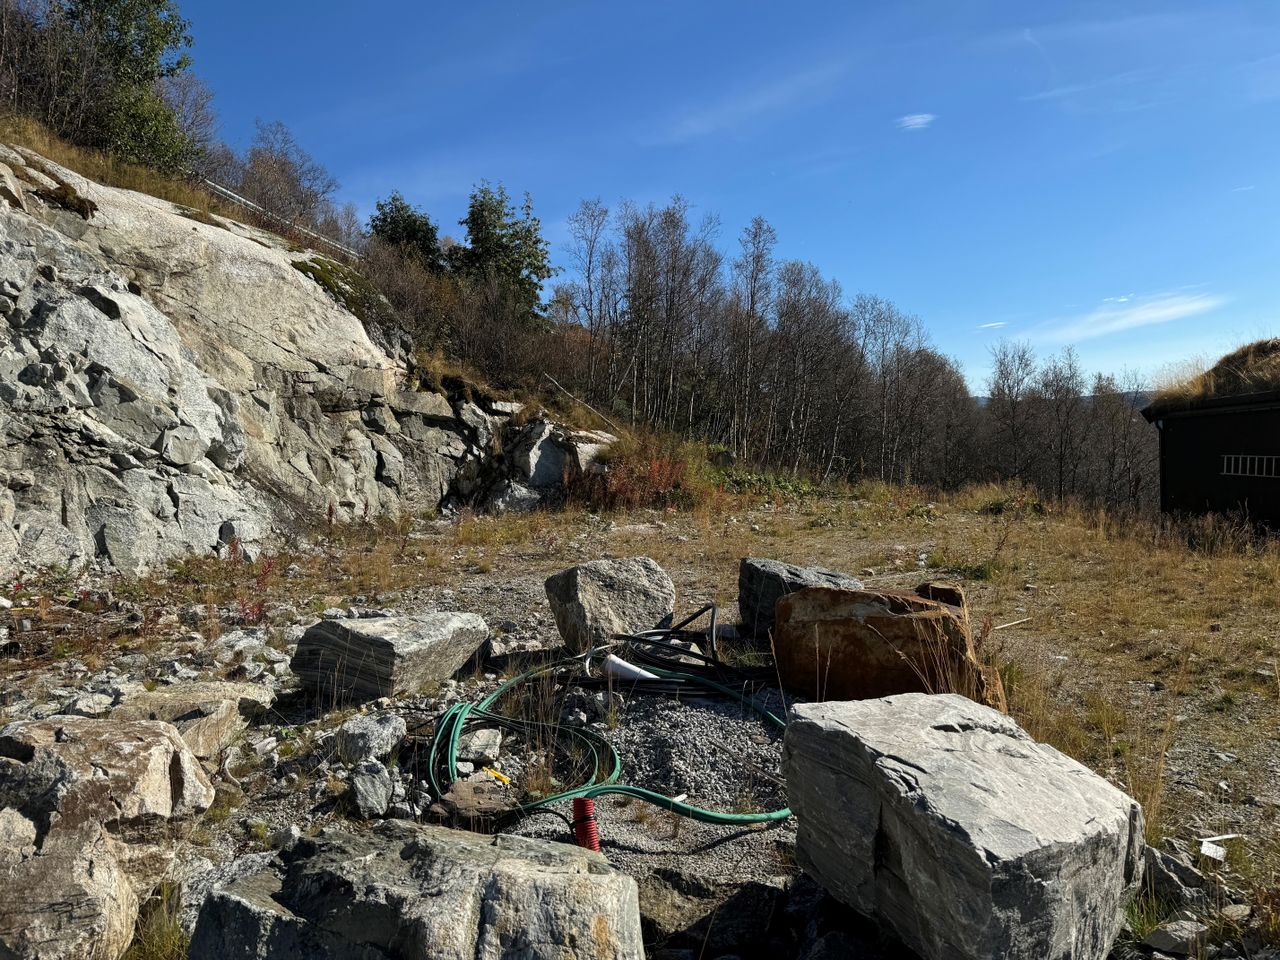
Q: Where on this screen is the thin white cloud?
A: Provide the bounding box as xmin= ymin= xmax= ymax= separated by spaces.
xmin=645 ymin=63 xmax=846 ymax=146
xmin=1232 ymin=184 xmax=1256 ymax=192
xmin=896 ymin=113 xmax=936 ymax=131
xmin=979 ymin=321 xmax=1007 ymax=329
xmin=1041 ymin=292 xmax=1225 ymax=343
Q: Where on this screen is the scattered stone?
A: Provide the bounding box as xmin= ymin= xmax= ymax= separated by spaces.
xmin=1144 ymin=845 xmax=1210 ymax=910
xmin=783 ymin=694 xmax=1144 ymax=960
xmin=335 ymin=711 xmax=407 ymax=765
xmin=457 ymin=727 xmax=502 ymax=765
xmin=545 ymin=556 xmax=675 ymax=652
xmin=291 ymin=612 xmax=489 ymax=701
xmin=737 ymin=558 xmax=862 ymax=636
xmin=188 ymin=820 xmax=643 ymax=959
xmin=348 ymin=759 xmax=392 ymax=818
xmin=1144 ymin=920 xmax=1210 ymax=955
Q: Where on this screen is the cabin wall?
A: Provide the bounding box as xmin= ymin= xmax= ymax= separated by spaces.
xmin=1159 ymin=406 xmax=1280 ymax=525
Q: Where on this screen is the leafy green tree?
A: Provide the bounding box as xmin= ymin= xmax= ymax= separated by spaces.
xmin=64 ymin=0 xmax=192 ymax=84
xmin=451 ymin=182 xmax=553 ymax=325
xmin=368 ymin=192 xmax=444 ymax=270
xmin=64 ymin=0 xmax=195 ymax=169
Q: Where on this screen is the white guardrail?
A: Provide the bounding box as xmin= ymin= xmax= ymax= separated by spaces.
xmin=198 ymin=177 xmax=363 ymax=261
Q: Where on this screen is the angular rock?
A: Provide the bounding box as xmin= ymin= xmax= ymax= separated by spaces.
xmin=348 ymin=759 xmax=392 ymax=819
xmin=457 ymin=727 xmax=502 ymax=765
xmin=0 ymin=821 xmax=138 ymax=960
xmin=174 ymin=851 xmax=276 ymax=936
xmin=783 ymin=694 xmax=1144 ymax=960
xmin=0 ymin=716 xmax=214 ymax=843
xmin=545 ymin=556 xmax=675 ymax=653
xmin=773 ymin=586 xmax=999 ymax=706
xmin=291 ymin=612 xmax=488 ymax=701
xmin=111 ymin=680 xmax=276 ymax=758
xmin=188 ymin=820 xmax=643 ymax=959
xmin=1144 ymin=920 xmax=1209 ymax=955
xmin=737 ymin=558 xmax=863 ymax=636
xmin=1144 ymin=845 xmax=1210 ymax=911
xmin=335 ymin=712 xmax=406 ymax=765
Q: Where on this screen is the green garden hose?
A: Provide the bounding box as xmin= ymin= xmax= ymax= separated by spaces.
xmin=426 ymin=642 xmax=791 ymax=827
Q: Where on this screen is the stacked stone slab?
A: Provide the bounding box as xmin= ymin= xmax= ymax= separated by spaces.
xmin=737 ymin=558 xmax=863 ymax=636
xmin=291 ymin=613 xmax=489 ymax=701
xmin=188 ymin=820 xmax=644 ymax=960
xmin=782 ymin=694 xmax=1144 ymax=960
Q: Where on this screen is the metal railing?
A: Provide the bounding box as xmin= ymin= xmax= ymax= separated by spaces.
xmin=198 ymin=176 xmax=363 ymax=261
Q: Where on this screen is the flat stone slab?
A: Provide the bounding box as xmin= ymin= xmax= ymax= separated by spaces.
xmin=290 ymin=613 xmax=488 ymax=701
xmin=783 ymin=694 xmax=1144 ymax=960
xmin=111 ymin=681 xmax=275 ymax=759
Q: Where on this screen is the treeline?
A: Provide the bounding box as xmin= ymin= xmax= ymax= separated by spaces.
xmin=365 ymin=192 xmax=1157 ymax=510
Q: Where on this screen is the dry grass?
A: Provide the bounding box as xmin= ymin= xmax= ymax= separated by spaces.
xmin=1151 ymin=338 xmax=1280 ymax=411
xmin=0 ymin=113 xmax=224 ymax=218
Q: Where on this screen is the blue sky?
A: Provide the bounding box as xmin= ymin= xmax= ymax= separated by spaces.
xmin=182 ymin=1 xmax=1280 ymax=389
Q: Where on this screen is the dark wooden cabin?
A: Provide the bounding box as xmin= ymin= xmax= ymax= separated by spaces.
xmin=1142 ymin=341 xmax=1280 ymax=526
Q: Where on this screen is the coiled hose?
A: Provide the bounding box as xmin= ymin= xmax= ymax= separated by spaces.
xmin=426 ymin=607 xmax=790 ymax=828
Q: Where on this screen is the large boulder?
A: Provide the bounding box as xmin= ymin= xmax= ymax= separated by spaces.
xmin=783 ymin=694 xmax=1144 ymax=960
xmin=188 ymin=820 xmax=644 ymax=960
xmin=111 ymin=680 xmax=275 ymax=758
xmin=737 ymin=558 xmax=863 ymax=636
xmin=0 ymin=821 xmax=138 ymax=960
xmin=772 ymin=586 xmax=999 ymax=706
xmin=0 ymin=716 xmax=215 ymax=960
xmin=545 ymin=557 xmax=675 ymax=653
xmin=0 ymin=716 xmax=214 ymax=848
xmin=291 ymin=613 xmax=489 ymax=702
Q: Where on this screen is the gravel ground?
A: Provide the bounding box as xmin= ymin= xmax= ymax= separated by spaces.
xmin=508 ymin=683 xmax=798 ymax=886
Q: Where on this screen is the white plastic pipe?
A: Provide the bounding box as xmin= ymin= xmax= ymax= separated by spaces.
xmin=603 ymin=654 xmax=659 ymax=681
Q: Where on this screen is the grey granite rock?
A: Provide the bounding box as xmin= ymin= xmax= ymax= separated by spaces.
xmin=783 ymin=694 xmax=1144 ymax=960
xmin=545 ymin=556 xmax=674 ymax=653
xmin=335 ymin=712 xmax=407 ymax=764
xmin=291 ymin=613 xmax=488 ymax=701
xmin=188 ymin=820 xmax=643 ymax=960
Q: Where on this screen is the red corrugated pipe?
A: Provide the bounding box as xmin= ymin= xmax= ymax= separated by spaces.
xmin=572 ymin=797 xmax=601 ymax=852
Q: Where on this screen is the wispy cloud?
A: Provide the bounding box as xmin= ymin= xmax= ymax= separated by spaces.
xmin=1040 ymin=292 xmax=1225 ymax=342
xmin=644 ymin=63 xmax=846 ymax=146
xmin=1232 ymin=184 xmax=1256 ymax=193
xmin=896 ymin=113 xmax=936 ymax=131
xmin=979 ymin=321 xmax=1007 ymax=329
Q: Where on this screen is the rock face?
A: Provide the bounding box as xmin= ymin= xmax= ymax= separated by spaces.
xmin=737 ymin=558 xmax=863 ymax=636
xmin=188 ymin=820 xmax=644 ymax=960
xmin=291 ymin=612 xmax=489 ymax=701
xmin=783 ymin=694 xmax=1144 ymax=960
xmin=772 ymin=586 xmax=998 ymax=705
xmin=0 ymin=145 xmax=611 ymax=575
xmin=0 ymin=716 xmax=214 ymax=960
xmin=545 ymin=557 xmax=675 ymax=652
xmin=482 ymin=420 xmax=617 ymax=513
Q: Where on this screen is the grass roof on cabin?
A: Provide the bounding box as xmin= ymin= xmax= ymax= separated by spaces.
xmin=1147 ymin=339 xmax=1280 ymax=417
